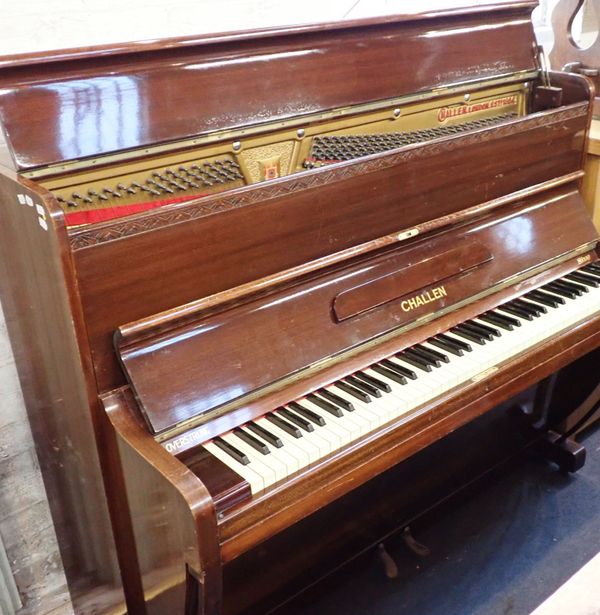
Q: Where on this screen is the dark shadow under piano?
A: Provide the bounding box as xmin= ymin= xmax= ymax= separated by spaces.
xmin=263 ymin=414 xmax=600 ymax=615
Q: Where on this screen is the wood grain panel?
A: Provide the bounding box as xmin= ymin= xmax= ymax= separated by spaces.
xmin=0 ymin=7 xmax=537 ymax=170
xmin=73 ymin=105 xmax=590 ymax=396
xmin=118 ymin=189 xmax=597 ymax=435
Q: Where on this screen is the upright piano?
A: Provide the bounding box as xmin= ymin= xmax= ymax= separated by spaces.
xmin=1 ymin=1 xmax=600 ymax=613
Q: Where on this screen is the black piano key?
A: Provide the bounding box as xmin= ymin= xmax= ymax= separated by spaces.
xmin=512 ymin=298 xmax=546 ymax=316
xmin=582 ymin=263 xmax=600 ymax=275
xmin=406 ymin=346 xmax=441 ymax=367
xmin=549 ymin=280 xmax=585 ymax=296
xmin=505 ymin=301 xmax=539 ymax=318
xmin=456 ymin=322 xmax=491 ymax=340
xmin=555 ymin=278 xmax=588 ymax=294
xmin=510 ymin=302 xmax=541 ymax=318
xmin=277 ymin=407 xmax=315 ymax=432
xmin=334 ymin=380 xmax=372 ymax=403
xmin=451 ymin=324 xmax=487 ymax=345
xmin=306 ymin=393 xmax=344 ymax=417
xmin=427 ymin=336 xmax=464 ymax=357
xmin=317 ymin=389 xmax=355 ymax=412
xmin=478 ymin=312 xmax=515 ymax=331
xmin=464 ymin=320 xmax=500 ymax=338
xmin=266 ymin=414 xmax=303 ymax=438
xmin=233 ymin=427 xmax=270 ymax=455
xmin=436 ymin=332 xmax=472 ymax=352
xmin=289 ymin=401 xmax=327 ymax=425
xmin=396 ymin=351 xmax=432 ymax=372
xmin=381 ymin=358 xmax=418 ymax=380
xmin=396 ymin=347 xmax=439 ymax=368
xmin=213 ymin=436 xmax=250 ymax=465
xmin=488 ymin=310 xmax=523 ymax=327
xmin=371 ymin=363 xmax=407 ymax=385
xmin=246 ymin=422 xmax=283 ymax=448
xmin=345 ymin=375 xmax=382 ymax=398
xmin=415 ymin=343 xmax=449 ymax=363
xmin=525 ymin=290 xmax=563 ymax=308
xmin=543 ymin=282 xmax=578 ymax=300
xmin=497 ymin=304 xmax=534 ymax=321
xmin=354 ymin=371 xmax=391 ymax=393
xmin=518 ymin=297 xmax=549 ymax=315
xmin=566 ymin=272 xmax=599 ymax=287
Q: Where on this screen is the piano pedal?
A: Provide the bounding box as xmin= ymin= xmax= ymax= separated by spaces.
xmin=537 ymin=430 xmax=587 ymax=473
xmin=377 ymin=543 xmax=399 ymax=579
xmin=401 ymin=525 xmax=431 ymax=558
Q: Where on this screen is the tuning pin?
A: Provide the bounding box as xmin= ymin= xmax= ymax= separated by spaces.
xmin=165 ymin=168 xmax=184 ymax=179
xmin=148 ymin=179 xmax=174 ymax=194
xmin=88 ymin=189 xmax=107 ymax=201
xmin=103 ymin=188 xmax=122 ymax=198
xmin=140 ymin=185 xmax=161 ymax=196
xmin=117 ymin=184 xmax=137 ymax=194
xmin=66 ymin=200 xmax=78 ymax=208
xmin=167 ymin=179 xmax=187 ymax=191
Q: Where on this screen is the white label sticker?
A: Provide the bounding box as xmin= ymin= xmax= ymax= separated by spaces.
xmin=397 ymin=228 xmax=419 ymax=241
xmin=17 ymin=194 xmax=26 ymax=205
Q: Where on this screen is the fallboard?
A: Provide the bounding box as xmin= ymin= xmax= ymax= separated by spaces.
xmin=117 ymin=187 xmax=598 ymax=436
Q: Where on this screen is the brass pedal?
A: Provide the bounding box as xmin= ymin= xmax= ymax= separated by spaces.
xmin=377 ymin=543 xmax=399 ymax=579
xmin=401 ymin=526 xmax=431 ymax=558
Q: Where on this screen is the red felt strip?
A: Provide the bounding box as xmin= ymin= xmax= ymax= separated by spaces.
xmin=64 ymin=194 xmax=207 ymax=227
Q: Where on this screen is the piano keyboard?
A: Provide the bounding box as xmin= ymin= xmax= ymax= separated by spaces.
xmin=203 ymin=264 xmax=600 ymax=494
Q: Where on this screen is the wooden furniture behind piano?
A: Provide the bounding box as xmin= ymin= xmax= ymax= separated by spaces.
xmin=550 ymin=0 xmax=600 ymax=228
xmin=1 ymin=2 xmax=600 ymax=613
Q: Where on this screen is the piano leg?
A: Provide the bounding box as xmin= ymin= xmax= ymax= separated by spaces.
xmin=558 ymin=381 xmax=600 ymax=438
xmin=185 ymin=567 xmax=201 ymax=615
xmin=537 ymin=431 xmax=587 ymax=473
xmin=515 ymin=375 xmax=588 ymax=473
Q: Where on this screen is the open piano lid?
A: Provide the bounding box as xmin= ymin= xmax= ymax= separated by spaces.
xmin=0 ymin=1 xmax=539 ymax=172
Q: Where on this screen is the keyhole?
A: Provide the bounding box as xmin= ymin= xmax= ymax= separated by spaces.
xmin=570 ymin=0 xmax=599 ymax=50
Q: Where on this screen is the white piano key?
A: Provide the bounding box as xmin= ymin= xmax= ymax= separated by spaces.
xmin=322 ymin=385 xmax=383 ymax=430
xmin=254 ymin=417 xmax=311 ymax=466
xmin=300 ymin=398 xmax=359 ymax=444
xmin=246 ymin=424 xmax=301 ymax=474
xmin=221 ymin=432 xmax=279 ymax=487
xmin=273 ymin=409 xmax=333 ymax=457
xmin=202 ymin=267 xmax=600 ymax=496
xmin=203 ymin=441 xmax=265 ymax=494
xmin=259 ymin=416 xmax=322 ymax=465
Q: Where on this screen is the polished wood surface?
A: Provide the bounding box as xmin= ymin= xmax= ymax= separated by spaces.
xmin=1 ymin=3 xmax=600 ymax=614
xmin=0 ymin=170 xmax=127 ymax=610
xmin=118 ymin=187 xmax=597 ymax=437
xmin=0 ymin=6 xmax=538 ymax=170
xmin=76 ymin=100 xmax=590 ymax=396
